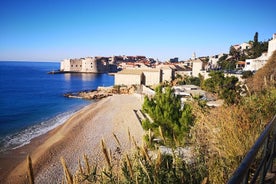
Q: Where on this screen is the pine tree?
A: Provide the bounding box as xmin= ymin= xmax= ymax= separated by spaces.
xmin=142 ymin=85 xmax=194 ymax=146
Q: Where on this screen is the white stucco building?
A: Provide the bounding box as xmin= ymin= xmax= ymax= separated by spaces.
xmin=240 ymin=42 xmax=252 ymax=50
xmin=232 ymin=42 xmax=252 ymax=51
xmin=268 ymin=34 xmax=276 ymax=58
xmin=209 ymin=53 xmax=226 ymax=69
xmin=244 ymin=33 xmax=276 ymax=71
xmin=244 ymin=53 xmax=269 ymax=71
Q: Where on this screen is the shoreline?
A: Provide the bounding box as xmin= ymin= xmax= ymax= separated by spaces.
xmin=0 ymin=94 xmax=144 ymax=183
xmin=0 ymin=105 xmax=86 ymax=154
xmin=47 ymin=70 xmax=116 ymax=75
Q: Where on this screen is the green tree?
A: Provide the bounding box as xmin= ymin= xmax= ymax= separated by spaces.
xmin=251 ymin=32 xmax=269 ymax=58
xmin=202 ymin=71 xmax=240 ymax=104
xmin=218 ymin=60 xmax=236 ymax=70
xmin=142 ymin=86 xmax=194 ymax=146
xmin=252 ymin=32 xmax=259 ymax=58
xmin=229 ymin=46 xmax=240 ymax=60
xmin=217 ymin=54 xmax=237 ymax=70
xmin=202 ymin=71 xmax=225 ymax=94
xmin=254 ymin=32 xmax=258 ymax=44
xmin=221 ymin=76 xmax=239 ymax=104
xmin=174 ymin=75 xmax=201 ymax=86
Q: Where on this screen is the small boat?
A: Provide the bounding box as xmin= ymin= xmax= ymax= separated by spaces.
xmin=48 ymin=70 xmax=62 ymax=74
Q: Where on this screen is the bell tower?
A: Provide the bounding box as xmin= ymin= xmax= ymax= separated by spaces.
xmin=192 ymin=52 xmax=196 ymax=60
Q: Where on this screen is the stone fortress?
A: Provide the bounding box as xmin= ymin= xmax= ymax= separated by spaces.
xmin=60 ymin=57 xmax=110 ymax=73
xmin=60 ymin=55 xmax=147 ymax=73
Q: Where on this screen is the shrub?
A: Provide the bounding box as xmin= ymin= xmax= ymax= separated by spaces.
xmin=190 ymin=87 xmax=276 ymax=183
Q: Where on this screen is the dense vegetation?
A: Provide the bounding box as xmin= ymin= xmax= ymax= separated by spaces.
xmin=201 ymin=71 xmax=240 ymax=104
xmin=139 ymin=51 xmax=276 ymax=183
xmin=174 ymin=74 xmax=201 ymax=86
xmin=191 ymin=51 xmax=276 ymax=183
xmin=217 ymin=54 xmax=236 ymax=70
xmin=251 ymin=32 xmax=269 ymax=59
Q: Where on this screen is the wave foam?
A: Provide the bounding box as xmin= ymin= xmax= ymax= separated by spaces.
xmin=0 ymin=110 xmax=78 ymax=152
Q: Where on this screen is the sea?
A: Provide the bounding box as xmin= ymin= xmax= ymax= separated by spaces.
xmin=0 ymin=61 xmax=114 ymax=152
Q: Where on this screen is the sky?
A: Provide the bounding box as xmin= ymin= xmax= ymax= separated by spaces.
xmin=0 ymin=0 xmax=276 ymax=62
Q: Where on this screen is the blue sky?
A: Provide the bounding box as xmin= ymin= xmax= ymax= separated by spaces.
xmin=0 ymin=0 xmax=276 ymax=61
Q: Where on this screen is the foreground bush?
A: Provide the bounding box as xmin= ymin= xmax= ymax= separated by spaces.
xmin=190 ymin=88 xmax=276 ymax=183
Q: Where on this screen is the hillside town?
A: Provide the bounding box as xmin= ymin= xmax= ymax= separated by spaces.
xmin=60 ymin=33 xmax=276 ymax=87
xmin=2 ymin=0 xmax=276 ymax=182
xmin=55 ymin=33 xmax=276 ymax=183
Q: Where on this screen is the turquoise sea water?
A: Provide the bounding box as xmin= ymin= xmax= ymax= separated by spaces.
xmin=0 ymin=61 xmax=114 ymax=152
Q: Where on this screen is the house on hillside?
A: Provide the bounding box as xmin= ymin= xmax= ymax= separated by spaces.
xmin=240 ymin=42 xmax=252 ymax=50
xmin=244 ymin=33 xmax=276 ymax=71
xmin=244 ymin=53 xmax=269 ymax=71
xmin=232 ymin=42 xmax=252 ymax=51
xmin=268 ymin=34 xmax=276 ymax=58
xmin=236 ymin=61 xmax=246 ymax=69
xmin=209 ymin=53 xmax=227 ymax=69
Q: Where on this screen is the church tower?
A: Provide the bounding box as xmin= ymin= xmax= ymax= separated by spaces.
xmin=192 ymin=52 xmax=196 ymax=60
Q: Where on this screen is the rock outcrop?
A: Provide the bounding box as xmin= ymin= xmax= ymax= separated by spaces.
xmin=64 ymin=85 xmax=139 ymax=100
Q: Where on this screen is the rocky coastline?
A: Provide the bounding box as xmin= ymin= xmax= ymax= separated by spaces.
xmin=64 ymin=85 xmax=138 ymax=100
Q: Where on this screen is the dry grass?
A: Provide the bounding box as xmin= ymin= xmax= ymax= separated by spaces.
xmin=191 ymin=101 xmax=265 ymax=183
xmin=60 ymin=157 xmax=73 ymax=184
xmin=57 ymin=132 xmax=206 ymax=184
xmin=101 ymin=139 xmax=111 ymax=169
xmin=247 ymin=50 xmax=276 ymax=92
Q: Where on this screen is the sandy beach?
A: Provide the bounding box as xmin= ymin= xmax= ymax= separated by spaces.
xmin=0 ymin=94 xmax=144 ymax=184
